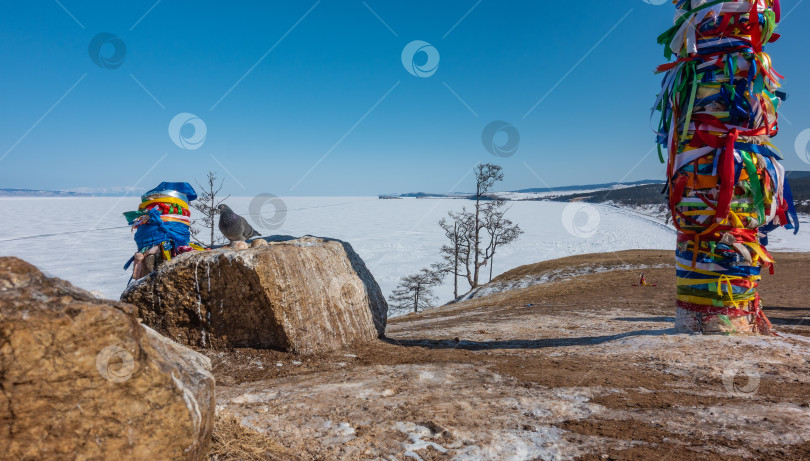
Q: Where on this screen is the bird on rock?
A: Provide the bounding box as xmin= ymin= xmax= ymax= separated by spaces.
xmin=217 ymin=204 xmax=260 ymax=244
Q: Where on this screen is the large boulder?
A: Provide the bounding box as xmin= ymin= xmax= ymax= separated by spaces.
xmin=0 ymin=257 xmax=215 ymax=460
xmin=121 ymin=236 xmax=388 ymax=354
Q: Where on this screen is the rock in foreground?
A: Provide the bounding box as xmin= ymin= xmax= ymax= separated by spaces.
xmin=121 ymin=236 xmax=388 ymax=354
xmin=0 ymin=257 xmax=215 ymax=460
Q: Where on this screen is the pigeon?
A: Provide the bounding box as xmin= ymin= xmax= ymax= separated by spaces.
xmin=217 ymin=204 xmax=260 ymax=243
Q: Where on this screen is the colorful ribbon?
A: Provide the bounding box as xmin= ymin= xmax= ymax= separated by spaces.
xmin=122 ymin=182 xmax=200 ymax=270
xmin=653 ymin=0 xmax=796 ymax=334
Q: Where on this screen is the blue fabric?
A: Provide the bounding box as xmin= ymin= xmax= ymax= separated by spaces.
xmin=782 ymin=177 xmax=800 ymax=234
xmin=123 ymin=255 xmax=136 ymax=270
xmin=142 ymin=182 xmax=198 ymax=202
xmin=132 ymin=208 xmax=191 ymax=251
xmin=676 ymin=264 xmax=762 ymax=278
xmin=735 ymin=142 xmax=781 ymax=160
xmin=675 ymin=249 xmax=763 ymax=277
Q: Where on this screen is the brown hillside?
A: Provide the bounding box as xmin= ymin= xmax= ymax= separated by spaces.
xmin=210 ymin=250 xmax=810 ymax=460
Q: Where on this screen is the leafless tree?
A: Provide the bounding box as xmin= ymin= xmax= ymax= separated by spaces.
xmin=437 ymin=210 xmax=473 ymax=299
xmin=437 ymin=163 xmax=522 ymax=294
xmin=471 ymin=164 xmax=503 ymax=283
xmin=482 ymin=202 xmax=523 ymax=282
xmin=190 ymin=171 xmax=229 ymax=247
xmin=389 ymin=268 xmax=444 ymax=313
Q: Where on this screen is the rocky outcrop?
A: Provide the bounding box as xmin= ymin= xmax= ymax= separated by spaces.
xmin=121 ymin=236 xmax=388 ymax=354
xmin=0 ymin=257 xmax=215 ymax=460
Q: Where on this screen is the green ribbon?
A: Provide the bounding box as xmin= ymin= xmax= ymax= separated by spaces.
xmin=740 ymin=151 xmax=766 ymax=223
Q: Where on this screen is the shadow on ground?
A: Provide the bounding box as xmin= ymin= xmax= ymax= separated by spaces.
xmin=613 ymin=316 xmax=675 ymax=323
xmin=383 ymin=328 xmax=677 ymax=350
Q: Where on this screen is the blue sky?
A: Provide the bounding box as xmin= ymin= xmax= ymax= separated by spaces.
xmin=0 ymin=0 xmax=808 ymax=196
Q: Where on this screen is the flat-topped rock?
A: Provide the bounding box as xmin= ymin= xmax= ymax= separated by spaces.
xmin=121 ymin=236 xmax=388 ymax=354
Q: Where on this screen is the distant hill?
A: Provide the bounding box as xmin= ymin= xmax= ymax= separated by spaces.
xmin=545 ymin=171 xmax=810 ymax=213
xmin=0 ymin=188 xmax=91 ymax=198
xmin=513 ymin=179 xmax=664 ymax=194
xmin=787 ymin=171 xmax=810 ymax=179
xmin=547 ymin=184 xmax=666 ymax=206
xmin=787 ymin=172 xmax=810 ymax=214
xmin=385 ymin=192 xmax=470 ymax=199
xmin=381 ymin=179 xmax=665 ymax=200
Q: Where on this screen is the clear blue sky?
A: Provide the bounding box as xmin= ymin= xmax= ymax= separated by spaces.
xmin=1 ymin=0 xmax=808 ymax=196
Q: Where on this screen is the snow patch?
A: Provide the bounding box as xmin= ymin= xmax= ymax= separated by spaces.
xmin=392 ymin=422 xmax=448 ymax=460
xmin=454 ymin=427 xmax=579 ymax=461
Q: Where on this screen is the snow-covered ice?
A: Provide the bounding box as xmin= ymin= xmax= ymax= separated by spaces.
xmin=0 ymin=197 xmax=806 ymax=317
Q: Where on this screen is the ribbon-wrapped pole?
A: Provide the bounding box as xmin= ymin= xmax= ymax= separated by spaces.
xmin=122 ymin=182 xmax=201 ymax=277
xmin=653 ymin=0 xmax=798 ymax=334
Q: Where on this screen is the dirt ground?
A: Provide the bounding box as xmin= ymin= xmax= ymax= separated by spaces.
xmin=208 ymin=250 xmax=810 ymax=460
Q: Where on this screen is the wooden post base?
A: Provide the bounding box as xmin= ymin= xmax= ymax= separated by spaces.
xmin=675 ymin=307 xmax=758 ymax=335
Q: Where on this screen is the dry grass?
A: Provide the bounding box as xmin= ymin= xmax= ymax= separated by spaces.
xmin=208 ymin=412 xmax=298 ymax=461
xmin=488 ymin=249 xmax=670 ymax=283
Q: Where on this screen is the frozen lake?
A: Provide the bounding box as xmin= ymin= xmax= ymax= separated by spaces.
xmin=0 ymin=197 xmax=805 ymax=317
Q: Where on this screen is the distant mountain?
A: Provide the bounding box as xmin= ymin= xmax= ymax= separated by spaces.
xmin=547 ymin=171 xmax=810 ymax=212
xmin=787 ymin=171 xmax=810 ymax=214
xmin=513 ymin=179 xmax=664 ymax=194
xmin=0 ymin=188 xmax=91 ymax=197
xmin=381 ymin=173 xmax=810 ymax=212
xmin=547 ymin=184 xmax=666 ymax=206
xmin=786 ymin=171 xmax=810 ymax=179
xmin=65 ymin=186 xmax=144 ymax=196
xmin=379 ymin=192 xmax=471 ymax=199
xmin=381 ymin=179 xmax=665 ymax=199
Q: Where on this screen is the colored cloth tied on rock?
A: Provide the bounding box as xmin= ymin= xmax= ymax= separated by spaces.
xmin=652 ymin=0 xmax=796 ymax=334
xmin=122 ymin=182 xmax=200 ymax=269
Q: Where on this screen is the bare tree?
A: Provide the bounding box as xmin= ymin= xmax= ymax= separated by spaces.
xmin=471 ymin=164 xmax=503 ymax=286
xmin=482 ymin=202 xmax=523 ymax=282
xmin=191 ymin=171 xmax=229 ymax=247
xmin=389 ymin=268 xmax=444 ymax=313
xmin=461 ymin=163 xmax=505 ymax=287
xmin=437 ymin=212 xmax=473 ymax=299
xmin=437 ymin=163 xmax=522 ymax=294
